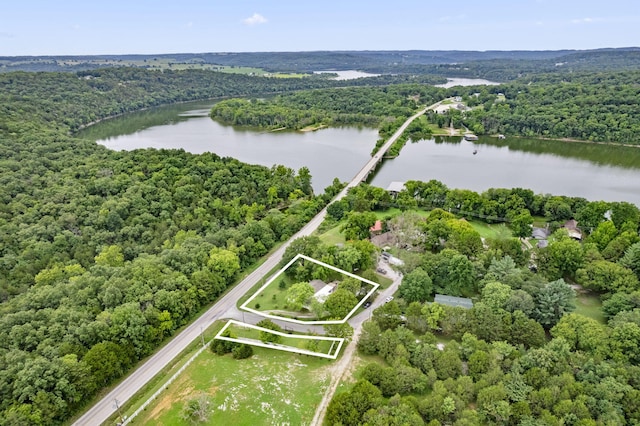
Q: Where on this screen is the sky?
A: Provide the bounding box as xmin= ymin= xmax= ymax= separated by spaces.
xmin=1 ymin=0 xmax=639 ymax=56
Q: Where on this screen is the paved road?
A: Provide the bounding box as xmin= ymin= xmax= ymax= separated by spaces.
xmin=74 ymin=101 xmax=440 ymax=426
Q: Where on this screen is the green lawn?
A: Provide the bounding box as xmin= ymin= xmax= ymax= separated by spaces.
xmin=227 ymin=324 xmax=337 ymax=354
xmin=135 ymin=346 xmax=331 ymax=425
xmin=317 ymin=224 xmax=346 ymax=246
xmin=574 ymin=291 xmax=605 ymax=324
xmin=469 ymin=220 xmax=513 ymax=240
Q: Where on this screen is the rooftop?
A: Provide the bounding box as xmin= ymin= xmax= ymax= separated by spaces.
xmin=386 ymin=181 xmax=406 ymax=193
xmin=434 ymin=294 xmax=474 ymax=309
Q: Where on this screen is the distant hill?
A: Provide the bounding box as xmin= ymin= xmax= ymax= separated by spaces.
xmin=2 ymin=48 xmax=639 ymax=80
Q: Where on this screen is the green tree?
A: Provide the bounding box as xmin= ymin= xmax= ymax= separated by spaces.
xmin=621 ymin=242 xmax=640 ymax=280
xmin=325 ymin=380 xmax=382 ymax=426
xmin=576 ymin=260 xmax=639 ymax=293
xmin=256 ymin=319 xmax=283 ymax=343
xmin=481 ymin=281 xmax=513 ymax=311
xmin=538 ymin=234 xmax=584 ymax=279
xmin=533 ymin=279 xmax=576 ymax=328
xmin=324 ymin=288 xmax=358 ymax=318
xmin=342 ymin=211 xmax=377 ymax=240
xmin=399 ymin=267 xmax=433 ymax=303
xmin=285 ymin=281 xmax=315 ymax=311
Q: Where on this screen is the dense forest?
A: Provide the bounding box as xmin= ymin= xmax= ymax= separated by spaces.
xmin=451 ymin=71 xmax=640 ymax=144
xmin=210 ymin=85 xmax=445 ymax=130
xmin=0 ymin=67 xmax=367 ymax=424
xmin=210 ymin=70 xmax=640 ymax=146
xmin=324 ymin=180 xmax=640 ymax=425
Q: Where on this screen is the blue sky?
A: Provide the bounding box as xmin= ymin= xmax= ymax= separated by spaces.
xmin=1 ymin=0 xmax=638 ymax=55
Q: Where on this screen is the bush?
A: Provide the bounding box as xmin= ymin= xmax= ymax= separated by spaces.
xmin=232 ymin=344 xmax=254 ymax=359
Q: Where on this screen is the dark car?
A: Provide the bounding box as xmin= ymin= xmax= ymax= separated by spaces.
xmin=363 ymin=302 xmax=372 ymax=309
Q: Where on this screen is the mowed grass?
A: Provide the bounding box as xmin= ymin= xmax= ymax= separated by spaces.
xmin=574 ymin=291 xmax=605 ymax=324
xmin=469 ymin=220 xmax=513 ymax=240
xmin=227 ymin=324 xmax=337 ymax=354
xmin=317 ymin=224 xmax=346 ymax=246
xmin=136 ymin=347 xmax=331 ymax=426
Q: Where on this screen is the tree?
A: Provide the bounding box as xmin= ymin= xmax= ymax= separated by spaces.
xmin=232 ymin=344 xmax=254 ymax=359
xmin=373 ymin=301 xmax=402 ymax=331
xmin=621 ymin=242 xmax=640 ymax=280
xmin=538 ymin=235 xmax=584 ymax=279
xmin=180 ymin=393 xmax=212 ymax=424
xmin=94 ymin=245 xmax=124 ymax=267
xmin=285 ymin=281 xmax=315 ymax=311
xmin=256 ymin=319 xmax=283 ymax=343
xmin=533 ymin=279 xmax=576 ymax=328
xmin=508 ymin=209 xmax=533 ymax=238
xmin=324 ymin=322 xmax=354 ymax=340
xmin=358 ymin=321 xmax=381 ymax=355
xmin=550 ymin=313 xmax=607 ymax=353
xmin=325 ymin=380 xmax=382 ymax=426
xmin=324 ymin=288 xmax=358 ymax=319
xmin=399 ymin=267 xmax=433 ymax=303
xmin=342 ymin=211 xmax=377 ymax=240
xmin=481 ymin=281 xmax=513 ymax=311
xmin=588 ymin=221 xmax=618 ymax=251
xmin=575 ymin=260 xmax=639 ymax=293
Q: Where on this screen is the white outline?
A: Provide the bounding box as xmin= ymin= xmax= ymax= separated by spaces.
xmin=215 ymin=320 xmax=345 ymax=360
xmin=240 ymin=253 xmax=379 ymax=325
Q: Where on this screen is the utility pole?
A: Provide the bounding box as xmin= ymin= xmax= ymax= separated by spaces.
xmin=113 ymin=398 xmax=124 ymax=424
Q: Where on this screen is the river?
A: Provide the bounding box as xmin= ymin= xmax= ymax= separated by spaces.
xmin=80 ymin=100 xmax=640 ymax=206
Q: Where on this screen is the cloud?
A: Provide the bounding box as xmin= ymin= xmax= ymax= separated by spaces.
xmin=243 ymin=13 xmax=267 ymax=26
xmin=570 ymin=17 xmax=595 ymax=24
xmin=0 ymin=32 xmax=14 ymax=38
xmin=187 ymin=21 xmax=193 ymax=28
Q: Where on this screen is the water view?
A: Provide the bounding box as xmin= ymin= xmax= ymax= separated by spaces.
xmin=84 ymin=101 xmax=640 ymax=205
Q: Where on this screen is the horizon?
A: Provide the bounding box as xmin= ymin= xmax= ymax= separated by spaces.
xmin=2 ymin=46 xmax=640 ymax=59
xmin=2 ymin=0 xmax=639 ymax=56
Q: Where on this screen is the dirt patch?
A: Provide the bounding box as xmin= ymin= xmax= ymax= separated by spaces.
xmin=147 ymin=376 xmax=193 ymax=420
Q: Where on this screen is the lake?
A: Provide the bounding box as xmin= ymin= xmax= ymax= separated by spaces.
xmin=81 ymin=101 xmax=640 ymax=205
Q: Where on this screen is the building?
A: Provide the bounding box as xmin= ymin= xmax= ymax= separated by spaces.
xmin=369 ymin=220 xmax=383 ymax=236
xmin=434 ymin=294 xmax=473 ymax=309
xmin=386 ymin=181 xmax=406 ymax=198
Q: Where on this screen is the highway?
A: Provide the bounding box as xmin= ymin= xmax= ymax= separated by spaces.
xmin=74 ymin=100 xmax=440 ymax=426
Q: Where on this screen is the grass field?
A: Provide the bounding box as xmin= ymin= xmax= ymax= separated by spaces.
xmin=574 ymin=291 xmax=605 ymax=324
xmin=469 ymin=220 xmax=513 ymax=240
xmin=135 ymin=346 xmax=331 ymax=426
xmin=317 ymin=224 xmax=346 ymax=246
xmin=226 ymin=323 xmax=338 ymax=355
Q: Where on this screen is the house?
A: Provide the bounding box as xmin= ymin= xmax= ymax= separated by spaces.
xmin=532 ymin=227 xmax=549 ymax=240
xmin=311 ymin=280 xmax=338 ymax=303
xmin=370 ymin=220 xmax=383 ymax=236
xmin=434 ymin=294 xmax=473 ymax=309
xmin=563 ymin=219 xmax=583 ymax=240
xmin=386 ymin=181 xmax=406 ymax=198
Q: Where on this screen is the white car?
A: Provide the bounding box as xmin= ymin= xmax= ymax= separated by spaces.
xmin=384 ymin=296 xmax=394 ymax=303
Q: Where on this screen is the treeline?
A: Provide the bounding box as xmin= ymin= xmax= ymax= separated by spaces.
xmin=0 ymin=67 xmax=443 ymax=135
xmin=325 ymin=180 xmax=640 ymax=425
xmin=210 ymin=85 xmax=445 ymax=131
xmin=450 ymin=70 xmax=640 ymax=144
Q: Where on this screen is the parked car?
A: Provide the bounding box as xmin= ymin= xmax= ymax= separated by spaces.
xmin=363 ymin=302 xmax=372 ymax=309
xmin=384 ymin=296 xmax=394 ymax=303
xmin=376 ymin=267 xmax=387 ymax=274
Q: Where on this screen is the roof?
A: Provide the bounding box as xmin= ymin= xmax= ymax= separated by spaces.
xmin=386 ymin=181 xmax=406 ymax=193
xmin=532 ymin=227 xmax=548 ymax=239
xmin=370 ymin=220 xmax=383 ymax=232
xmin=309 ymin=279 xmax=327 ymax=292
xmin=434 ymin=294 xmax=474 ymax=309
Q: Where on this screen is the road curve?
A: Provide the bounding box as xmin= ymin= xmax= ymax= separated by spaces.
xmin=74 ymin=100 xmax=440 ymax=426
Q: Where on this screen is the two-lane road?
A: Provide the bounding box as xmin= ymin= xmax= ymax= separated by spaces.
xmin=74 ymin=100 xmax=441 ymax=426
